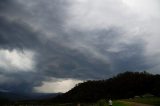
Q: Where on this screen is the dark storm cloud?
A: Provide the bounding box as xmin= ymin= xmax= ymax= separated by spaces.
xmin=107 ymin=41 xmax=151 ymax=72
xmin=0 ymin=0 xmax=154 ymax=93
xmin=0 ymin=16 xmax=41 ymax=49
xmin=0 ymin=72 xmax=45 ymax=93
xmin=38 ymin=47 xmax=112 ymax=80
xmin=84 ymin=29 xmax=151 ymax=73
xmin=0 ymin=0 xmax=12 ymax=10
xmin=36 ymin=28 xmax=150 ymax=80
xmin=0 ymin=0 xmax=72 ymax=92
xmin=0 ymin=16 xmax=44 ymax=92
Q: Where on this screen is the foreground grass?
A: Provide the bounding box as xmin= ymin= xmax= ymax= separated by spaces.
xmin=90 ymin=99 xmax=129 ymax=106
xmin=125 ymin=97 xmax=160 ymax=106
xmin=4 ymin=97 xmax=160 ymax=106
xmin=113 ymin=101 xmax=129 ymax=106
xmin=59 ymin=99 xmax=154 ymax=106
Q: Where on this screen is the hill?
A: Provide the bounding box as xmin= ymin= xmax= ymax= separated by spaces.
xmin=52 ymin=71 xmax=160 ymax=102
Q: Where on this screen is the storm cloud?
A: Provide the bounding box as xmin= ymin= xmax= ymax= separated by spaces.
xmin=0 ymin=0 xmax=160 ymax=93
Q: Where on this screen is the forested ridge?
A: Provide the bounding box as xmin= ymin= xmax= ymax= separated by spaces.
xmin=53 ymin=71 xmax=160 ymax=102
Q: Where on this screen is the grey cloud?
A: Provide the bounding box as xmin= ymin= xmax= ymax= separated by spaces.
xmin=0 ymin=16 xmax=42 ymax=50
xmin=0 ymin=72 xmax=45 ymax=93
xmin=38 ymin=48 xmax=112 ymax=80
xmin=108 ymin=42 xmax=151 ymax=72
xmin=0 ymin=0 xmax=85 ymax=93
xmin=36 ymin=28 xmax=151 ymax=80
xmin=0 ymin=0 xmax=156 ymax=93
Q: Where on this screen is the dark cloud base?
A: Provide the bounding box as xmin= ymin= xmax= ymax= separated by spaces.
xmin=0 ymin=0 xmax=153 ymax=93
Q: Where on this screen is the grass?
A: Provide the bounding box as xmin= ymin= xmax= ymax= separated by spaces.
xmin=51 ymin=97 xmax=160 ymax=106
xmin=124 ymin=97 xmax=160 ymax=106
xmin=113 ymin=101 xmax=129 ymax=106
xmin=89 ymin=99 xmax=129 ymax=106
xmin=4 ymin=97 xmax=160 ymax=106
xmin=86 ymin=97 xmax=160 ymax=106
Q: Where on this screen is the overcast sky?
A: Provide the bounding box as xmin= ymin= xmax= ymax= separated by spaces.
xmin=0 ymin=0 xmax=160 ymax=93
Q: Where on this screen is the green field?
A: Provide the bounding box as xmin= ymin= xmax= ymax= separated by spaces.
xmin=82 ymin=99 xmax=129 ymax=106
xmin=81 ymin=97 xmax=160 ymax=106
xmin=2 ymin=97 xmax=160 ymax=106
xmin=124 ymin=97 xmax=160 ymax=106
xmin=52 ymin=100 xmax=129 ymax=106
xmin=42 ymin=98 xmax=160 ymax=106
xmin=112 ymin=101 xmax=129 ymax=106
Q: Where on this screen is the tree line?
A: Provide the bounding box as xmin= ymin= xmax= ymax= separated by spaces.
xmin=52 ymin=71 xmax=160 ymax=102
